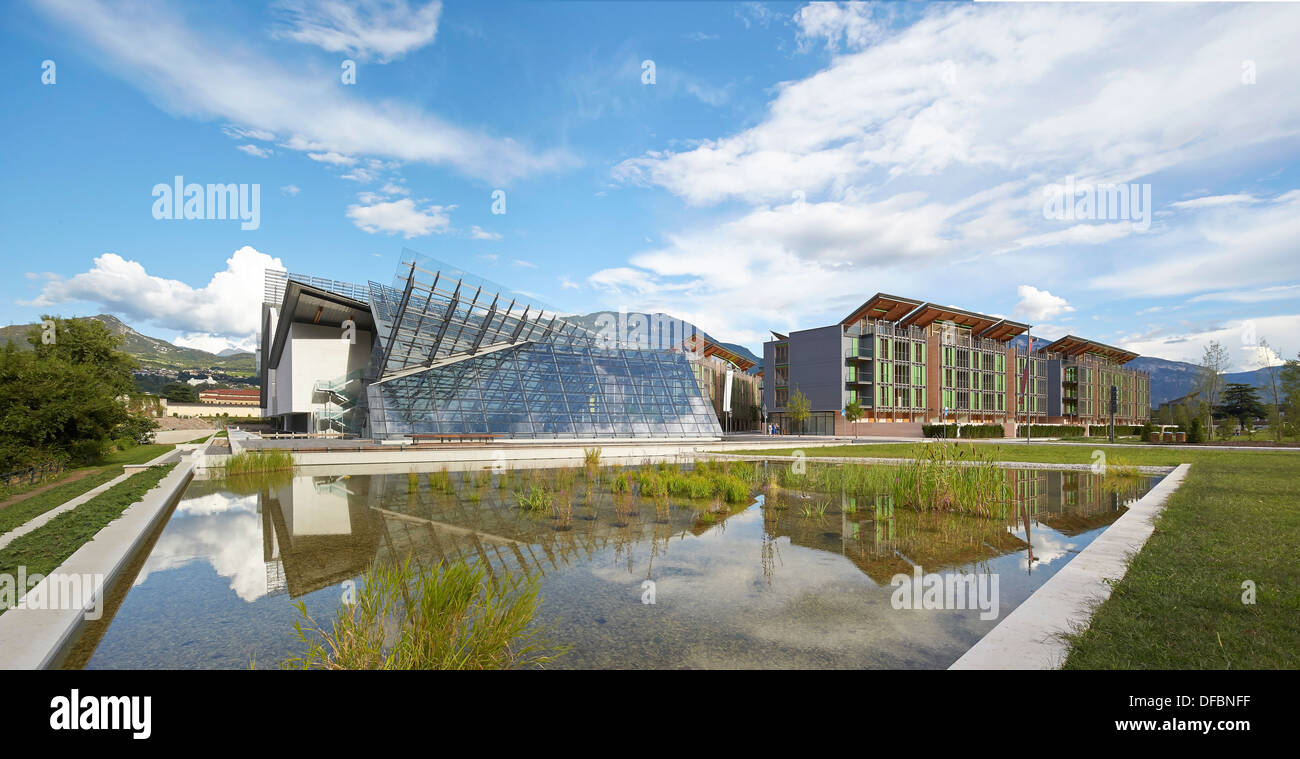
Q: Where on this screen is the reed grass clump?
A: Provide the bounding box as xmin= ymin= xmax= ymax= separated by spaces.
xmin=223 ymin=449 xmax=294 ymax=476
xmin=282 ymin=558 xmax=565 ymax=670
xmin=515 ymin=484 xmax=554 ymax=513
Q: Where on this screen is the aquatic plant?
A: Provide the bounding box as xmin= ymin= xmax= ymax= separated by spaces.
xmin=223 ymin=449 xmax=294 ymax=476
xmin=515 ymin=484 xmax=554 ymax=513
xmin=282 ymin=558 xmax=565 ymax=670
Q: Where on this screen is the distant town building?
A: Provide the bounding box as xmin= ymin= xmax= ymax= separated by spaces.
xmin=199 ymin=388 xmax=261 ymax=406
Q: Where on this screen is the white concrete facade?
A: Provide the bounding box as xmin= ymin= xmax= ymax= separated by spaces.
xmin=270 ymin=322 xmax=372 ymax=417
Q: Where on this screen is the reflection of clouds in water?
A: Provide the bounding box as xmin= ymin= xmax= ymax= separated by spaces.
xmin=134 ymin=492 xmax=268 ymax=603
xmin=584 ymin=506 xmax=981 ymax=667
xmin=1008 ymin=522 xmax=1077 ymax=572
xmin=177 ymin=492 xmax=258 ymax=517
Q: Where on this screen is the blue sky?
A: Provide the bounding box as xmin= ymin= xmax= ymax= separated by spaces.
xmin=2 ymin=0 xmax=1298 ymax=372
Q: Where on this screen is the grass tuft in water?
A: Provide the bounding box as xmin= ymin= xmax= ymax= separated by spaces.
xmin=224 ymin=449 xmax=294 ymax=476
xmin=281 ymin=558 xmax=566 ymax=670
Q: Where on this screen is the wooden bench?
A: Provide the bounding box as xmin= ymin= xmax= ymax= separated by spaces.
xmin=409 ymin=433 xmax=501 ymax=444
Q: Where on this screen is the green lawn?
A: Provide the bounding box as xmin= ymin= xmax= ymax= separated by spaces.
xmin=0 ymin=463 xmax=176 ymax=616
xmin=731 ymin=441 xmax=1300 ymax=669
xmin=0 ymin=443 xmax=173 ymax=534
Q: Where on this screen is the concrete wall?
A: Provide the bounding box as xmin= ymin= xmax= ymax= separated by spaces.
xmin=276 ymin=323 xmax=373 ymax=414
xmin=167 ymin=403 xmax=264 ymax=417
xmin=787 ymin=325 xmax=844 ymax=412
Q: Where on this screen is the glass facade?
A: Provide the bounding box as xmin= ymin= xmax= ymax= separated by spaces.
xmin=362 ymin=256 xmax=721 ymax=439
xmin=368 ymin=342 xmax=720 ymax=438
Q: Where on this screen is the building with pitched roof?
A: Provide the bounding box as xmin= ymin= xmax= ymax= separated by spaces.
xmin=762 ymin=294 xmax=1149 ymax=436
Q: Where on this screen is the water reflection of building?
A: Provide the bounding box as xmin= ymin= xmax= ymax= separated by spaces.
xmin=261 ymin=471 xmax=747 ymax=598
xmin=262 ymin=475 xmax=383 ymax=598
xmin=259 ymin=468 xmax=1154 ymax=599
xmin=760 ymin=470 xmax=1144 ymax=585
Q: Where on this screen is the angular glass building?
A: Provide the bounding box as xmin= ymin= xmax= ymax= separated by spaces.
xmin=260 ymin=254 xmax=722 ymax=440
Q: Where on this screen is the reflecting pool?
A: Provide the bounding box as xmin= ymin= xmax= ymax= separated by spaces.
xmin=73 ymin=462 xmax=1161 ymax=669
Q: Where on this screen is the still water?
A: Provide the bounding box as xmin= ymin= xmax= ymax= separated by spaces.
xmin=76 ymin=462 xmax=1159 ymax=669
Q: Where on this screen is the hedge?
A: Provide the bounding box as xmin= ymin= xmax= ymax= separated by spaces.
xmin=922 ymin=424 xmax=1004 ymax=439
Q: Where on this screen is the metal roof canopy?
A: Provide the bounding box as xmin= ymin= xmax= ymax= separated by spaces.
xmin=899 ymin=302 xmax=1006 ymax=336
xmin=684 ymin=334 xmax=756 ymax=371
xmin=841 ymin=293 xmax=925 ymax=325
xmin=977 ymin=318 xmax=1032 ymax=342
xmin=1040 ymin=335 xmax=1139 ymax=364
xmin=267 ymin=280 xmax=375 ymax=370
xmin=371 ymin=261 xmax=599 ymax=379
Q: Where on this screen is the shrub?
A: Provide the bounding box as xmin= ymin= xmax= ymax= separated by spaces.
xmin=922 ymin=424 xmax=1003 ymax=439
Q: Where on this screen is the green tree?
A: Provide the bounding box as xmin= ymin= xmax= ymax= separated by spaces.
xmin=1219 ymin=383 xmax=1264 ymax=422
xmin=0 ymin=316 xmax=140 ymax=469
xmin=1280 ymin=351 xmax=1300 ymax=436
xmin=844 ymin=400 xmax=863 ymax=423
xmin=161 ymin=382 xmax=199 ymax=403
xmin=788 ymin=386 xmax=811 ymax=436
xmin=1256 ymin=339 xmax=1284 ymax=442
xmin=1196 ymin=341 xmax=1231 ymax=429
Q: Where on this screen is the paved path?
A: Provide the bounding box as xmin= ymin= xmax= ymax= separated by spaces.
xmin=0 ymin=447 xmax=180 ymax=552
xmin=0 ymin=468 xmax=99 ymax=512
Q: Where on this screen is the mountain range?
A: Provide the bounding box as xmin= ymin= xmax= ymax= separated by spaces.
xmin=1 ymin=314 xmax=256 ymax=376
xmin=1006 ymin=334 xmax=1273 ymax=407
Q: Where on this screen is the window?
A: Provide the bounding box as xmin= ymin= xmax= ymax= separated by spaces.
xmin=878 ymin=337 xmax=891 ymax=360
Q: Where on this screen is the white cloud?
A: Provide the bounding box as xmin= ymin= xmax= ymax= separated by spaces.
xmin=222 ymin=125 xmax=275 ymax=142
xmin=1007 ymin=222 xmax=1136 ymax=252
xmin=794 ymin=1 xmax=880 ymax=53
xmin=1119 ymin=315 xmax=1300 ymax=372
xmin=280 ymin=184 xmax=301 ymax=196
xmin=273 ymin=0 xmax=442 ymax=63
xmin=1190 ymin=284 xmax=1300 ymax=304
xmin=22 ymin=246 xmax=282 ymax=346
xmin=1014 ymin=285 xmax=1075 ymax=322
xmin=617 ymin=3 xmax=1300 ymax=207
xmin=346 ymin=197 xmax=451 ymax=238
xmin=340 ymin=167 xmax=378 ymax=183
xmin=236 ymin=143 xmax=272 ymax=158
xmin=734 ymin=2 xmax=780 ymax=30
xmin=34 ymin=0 xmax=572 ymax=184
xmin=307 ymin=151 xmax=357 ymax=166
xmin=468 ymin=225 xmax=501 ymax=240
xmin=1170 ymin=193 xmax=1259 ymax=210
xmin=511 ymin=259 xmax=538 ymax=269
xmin=1091 ymin=191 xmax=1300 ymax=296
xmin=173 ymin=332 xmax=253 ymax=354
